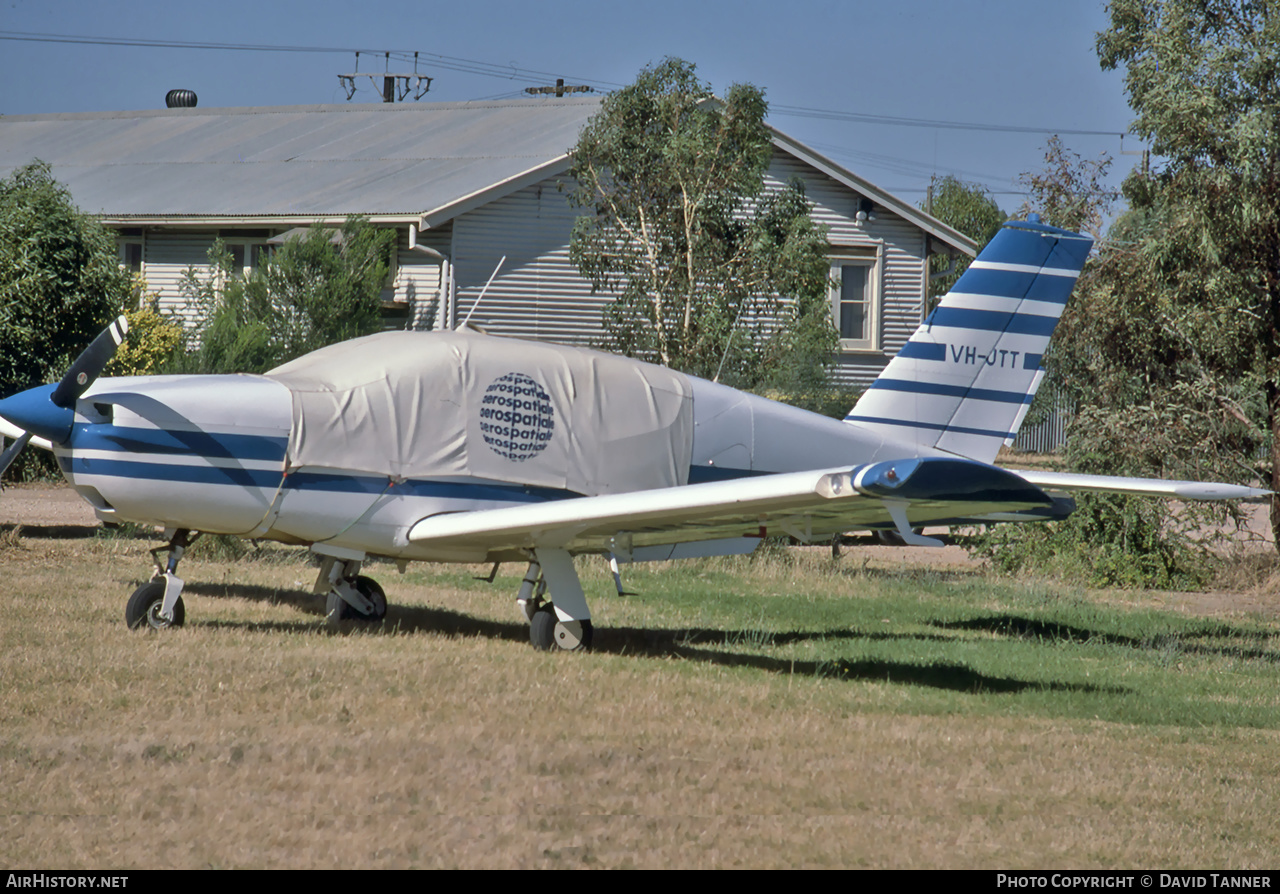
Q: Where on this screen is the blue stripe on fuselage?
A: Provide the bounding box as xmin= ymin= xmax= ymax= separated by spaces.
xmin=60 ymin=453 xmax=584 ymax=503
xmin=71 ymin=424 xmax=288 ymax=461
xmin=65 ymin=424 xmax=768 ymax=497
xmin=59 ymin=455 xmax=280 ymax=489
xmin=687 ymin=465 xmax=767 ymax=484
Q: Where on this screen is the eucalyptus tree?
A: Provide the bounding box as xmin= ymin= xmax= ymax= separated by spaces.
xmin=1087 ymin=0 xmax=1280 ymax=541
xmin=567 ymin=58 xmax=833 ymax=393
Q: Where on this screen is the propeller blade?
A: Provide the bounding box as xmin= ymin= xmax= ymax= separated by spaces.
xmin=0 ymin=431 xmax=33 ymax=478
xmin=50 ymin=315 xmax=130 ymax=409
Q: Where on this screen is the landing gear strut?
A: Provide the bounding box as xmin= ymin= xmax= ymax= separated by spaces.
xmin=515 ymin=549 xmax=594 ymax=652
xmin=125 ymin=528 xmax=199 ymax=630
xmin=315 ymin=551 xmax=386 ymax=625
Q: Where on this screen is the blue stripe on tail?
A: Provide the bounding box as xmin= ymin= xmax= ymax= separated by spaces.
xmin=844 ymin=218 xmax=1092 ymax=463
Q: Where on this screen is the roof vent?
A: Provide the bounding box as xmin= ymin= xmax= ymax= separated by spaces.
xmin=165 ymin=89 xmax=198 ymax=109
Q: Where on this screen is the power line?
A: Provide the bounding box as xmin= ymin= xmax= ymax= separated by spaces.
xmin=771 ymin=103 xmax=1128 ymax=138
xmin=2 ymin=29 xmax=1130 ymax=139
xmin=0 ymin=30 xmax=625 ymax=91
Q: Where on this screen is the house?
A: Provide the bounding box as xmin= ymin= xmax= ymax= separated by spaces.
xmin=0 ymin=97 xmax=976 ymax=387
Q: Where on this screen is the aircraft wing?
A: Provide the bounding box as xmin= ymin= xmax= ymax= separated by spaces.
xmin=406 ymin=457 xmax=1060 ymax=558
xmin=1009 ymin=469 xmax=1269 ymax=502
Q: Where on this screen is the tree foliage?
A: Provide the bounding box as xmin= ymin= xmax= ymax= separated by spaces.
xmin=1018 ymin=135 xmax=1115 ymax=239
xmin=1090 ymin=0 xmax=1279 ymax=539
xmin=0 ymin=161 xmax=130 ymax=397
xmin=924 ymin=175 xmax=1005 ymax=301
xmin=176 ymin=219 xmax=396 ymax=374
xmin=105 ymin=300 xmax=185 ymax=377
xmin=567 ymin=58 xmax=835 ymax=393
xmin=977 ymin=2 xmax=1280 ymax=581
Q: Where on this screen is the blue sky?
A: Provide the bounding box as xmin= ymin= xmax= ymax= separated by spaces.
xmin=1 ymin=0 xmax=1136 ymax=214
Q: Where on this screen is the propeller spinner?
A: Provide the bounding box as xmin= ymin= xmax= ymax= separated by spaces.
xmin=0 ymin=315 xmax=130 ymax=477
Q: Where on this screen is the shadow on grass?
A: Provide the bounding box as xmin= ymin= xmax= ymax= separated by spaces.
xmin=596 ymin=626 xmax=1126 ymax=695
xmin=178 ymin=579 xmax=1124 ymax=695
xmin=1 ymin=522 xmax=101 ymax=540
xmin=935 ymin=614 xmax=1280 ymax=663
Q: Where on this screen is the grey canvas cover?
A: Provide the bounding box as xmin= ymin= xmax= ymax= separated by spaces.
xmin=265 ymin=330 xmax=694 ymax=495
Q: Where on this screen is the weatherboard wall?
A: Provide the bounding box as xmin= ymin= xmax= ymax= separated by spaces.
xmin=440 ymin=152 xmax=931 ymax=389
xmin=396 ymin=225 xmax=450 ymax=331
xmin=137 ymin=232 xmax=213 ymax=328
xmin=764 ymin=155 xmax=929 ymax=388
xmin=124 ymin=226 xmax=451 ymax=332
xmin=447 ymin=178 xmax=610 ymax=346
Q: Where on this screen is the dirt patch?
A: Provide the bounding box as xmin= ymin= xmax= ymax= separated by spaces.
xmin=0 ymin=482 xmax=99 ymax=527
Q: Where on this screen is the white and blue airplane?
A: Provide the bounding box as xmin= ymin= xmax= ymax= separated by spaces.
xmin=0 ymin=218 xmax=1265 ymax=650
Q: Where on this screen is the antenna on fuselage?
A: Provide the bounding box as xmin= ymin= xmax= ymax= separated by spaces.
xmin=457 ymin=256 xmax=506 ymax=331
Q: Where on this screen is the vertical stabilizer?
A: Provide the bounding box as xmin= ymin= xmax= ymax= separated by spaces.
xmin=845 ymin=219 xmax=1092 ymax=463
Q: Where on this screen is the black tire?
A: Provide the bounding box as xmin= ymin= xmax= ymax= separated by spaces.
xmin=327 ymin=575 xmax=387 ymax=623
xmin=125 ymin=581 xmax=185 ymax=630
xmin=530 ymin=608 xmax=557 ymax=650
xmin=530 ymin=608 xmax=593 ymax=652
xmin=875 ymin=527 xmax=924 ymax=547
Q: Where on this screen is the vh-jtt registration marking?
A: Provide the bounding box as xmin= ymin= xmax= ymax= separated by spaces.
xmin=948 ymin=344 xmax=1022 ymax=368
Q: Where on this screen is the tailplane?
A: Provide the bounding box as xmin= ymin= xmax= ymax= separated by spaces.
xmin=845 ymin=218 xmax=1092 ymax=463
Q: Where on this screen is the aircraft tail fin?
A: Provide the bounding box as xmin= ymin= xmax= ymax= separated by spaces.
xmin=845 ymin=218 xmax=1092 ymax=463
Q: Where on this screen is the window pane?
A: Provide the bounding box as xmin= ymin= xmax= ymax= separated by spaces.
xmin=840 ymin=300 xmax=865 ymax=340
xmin=121 ymin=243 xmax=142 ymax=272
xmin=838 ymin=265 xmax=868 ymax=340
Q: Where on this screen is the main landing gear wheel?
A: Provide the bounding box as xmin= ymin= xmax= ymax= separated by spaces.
xmin=875 ymin=527 xmax=924 ymax=547
xmin=326 ymin=575 xmax=387 ymax=623
xmin=125 ymin=581 xmax=185 ymax=630
xmin=529 ymin=608 xmax=593 ymax=652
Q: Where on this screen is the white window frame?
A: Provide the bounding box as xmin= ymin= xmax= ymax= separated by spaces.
xmin=118 ymin=229 xmax=145 ymax=275
xmin=222 ymin=239 xmax=269 ymax=277
xmin=829 ymin=245 xmax=882 ymax=352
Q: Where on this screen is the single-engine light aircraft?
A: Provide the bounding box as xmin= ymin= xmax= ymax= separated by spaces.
xmin=0 ymin=219 xmax=1266 ymax=650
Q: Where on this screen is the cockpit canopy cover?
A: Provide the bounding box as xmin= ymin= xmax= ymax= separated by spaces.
xmin=265 ymin=330 xmax=694 ymax=495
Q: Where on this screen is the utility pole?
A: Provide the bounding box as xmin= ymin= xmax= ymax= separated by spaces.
xmin=525 ymin=79 xmax=592 ymax=97
xmin=338 ymin=51 xmax=433 ymax=102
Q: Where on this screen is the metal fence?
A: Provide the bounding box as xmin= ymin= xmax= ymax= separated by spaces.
xmin=1011 ymin=385 xmax=1073 ymax=454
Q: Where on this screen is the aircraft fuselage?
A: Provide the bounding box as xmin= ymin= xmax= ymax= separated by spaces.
xmin=60 ymin=368 xmax=929 ymax=562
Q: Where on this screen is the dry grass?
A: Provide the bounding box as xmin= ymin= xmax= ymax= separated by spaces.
xmin=3 ymin=532 xmax=1280 ymax=868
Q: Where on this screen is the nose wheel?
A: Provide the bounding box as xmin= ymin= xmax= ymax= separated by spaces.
xmin=125 ymin=580 xmax=185 ymax=630
xmin=125 ymin=529 xmax=196 ymax=630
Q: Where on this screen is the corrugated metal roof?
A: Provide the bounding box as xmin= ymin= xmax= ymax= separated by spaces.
xmin=0 ymin=98 xmax=601 ymax=219
xmin=0 ymin=97 xmax=974 ymax=254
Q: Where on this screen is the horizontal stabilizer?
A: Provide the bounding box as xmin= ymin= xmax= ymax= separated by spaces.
xmin=1011 ymin=469 xmax=1270 ymax=502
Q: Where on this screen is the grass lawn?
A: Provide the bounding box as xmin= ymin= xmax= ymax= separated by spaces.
xmin=2 ymin=528 xmax=1278 ymax=868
